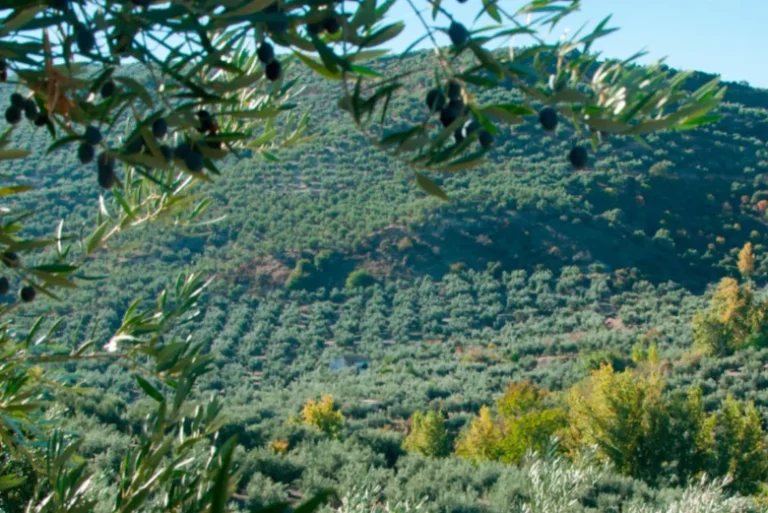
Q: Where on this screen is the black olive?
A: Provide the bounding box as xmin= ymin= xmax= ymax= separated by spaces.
xmin=20 ymin=285 xmax=36 ymax=303
xmin=101 ymin=80 xmax=115 ymax=99
xmin=24 ymin=99 xmax=38 ymax=120
xmin=257 ymin=42 xmax=275 ymax=64
xmin=97 ymin=152 xmax=116 ymax=188
xmin=448 ymin=22 xmax=469 ymax=46
xmin=10 ymin=93 xmax=24 ymax=108
xmin=323 ymin=16 xmax=340 ymax=34
xmin=5 ymin=106 xmax=21 ymax=124
xmin=78 ymin=142 xmax=95 ymax=164
xmin=184 ymin=151 xmax=204 ymax=172
xmin=446 ymin=81 xmax=462 ymax=101
xmin=197 ymin=110 xmax=214 ymax=133
xmin=266 ymin=60 xmax=282 ymax=81
xmin=539 ymin=107 xmax=558 ymax=131
xmin=2 ymin=252 xmax=20 ymax=268
xmin=152 ymin=118 xmax=168 ymax=139
xmin=84 ymin=125 xmax=102 ymax=145
xmin=440 ymin=103 xmax=462 ymax=127
xmin=478 ymin=130 xmax=494 ymax=149
xmin=569 ymin=146 xmax=588 ymax=170
xmin=77 ymin=26 xmax=96 ymax=54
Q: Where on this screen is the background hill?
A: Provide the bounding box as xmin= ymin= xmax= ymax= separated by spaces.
xmin=6 ymin=53 xmax=768 ymax=296
xmin=3 ymin=51 xmax=768 ymax=511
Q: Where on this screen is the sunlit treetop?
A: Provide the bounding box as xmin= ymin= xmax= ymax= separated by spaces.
xmin=0 ymin=0 xmax=725 ymax=302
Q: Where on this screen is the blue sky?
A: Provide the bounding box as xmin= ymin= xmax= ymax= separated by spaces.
xmin=40 ymin=1 xmax=765 ymax=88
xmin=388 ymin=0 xmax=768 ymax=88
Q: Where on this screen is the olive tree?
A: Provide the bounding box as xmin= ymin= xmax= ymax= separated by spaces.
xmin=0 ymin=0 xmax=724 ymax=511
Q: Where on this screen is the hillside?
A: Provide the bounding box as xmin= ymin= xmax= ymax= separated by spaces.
xmin=3 ymin=51 xmax=768 ymax=512
xmin=5 ymin=55 xmax=768 ymax=297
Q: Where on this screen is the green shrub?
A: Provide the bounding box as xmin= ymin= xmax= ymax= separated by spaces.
xmin=346 ymin=269 xmax=376 ymax=289
xmin=566 ymin=366 xmax=705 ymax=484
xmin=354 ymin=429 xmax=406 ymax=468
xmin=581 ymin=349 xmax=632 ymax=373
xmin=566 ymin=365 xmax=768 ymax=491
xmin=712 ymin=396 xmax=768 ymax=494
xmin=314 ymin=249 xmax=335 ymax=272
xmin=403 ymin=410 xmax=449 ymax=458
xmin=286 ymin=258 xmax=317 ymax=290
xmin=245 ymin=472 xmax=290 ymax=510
xmin=456 ymin=381 xmax=566 ymax=465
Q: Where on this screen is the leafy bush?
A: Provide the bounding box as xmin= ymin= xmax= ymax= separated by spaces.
xmin=355 ymin=430 xmax=407 ymax=468
xmin=581 ymin=349 xmax=633 ymax=373
xmin=455 ymin=406 xmax=503 ymax=463
xmin=711 ymin=396 xmax=768 ymax=494
xmin=246 ymin=472 xmax=290 ymax=510
xmin=566 ymin=365 xmax=768 ymax=491
xmin=456 ymin=382 xmax=566 ymax=465
xmin=302 ymin=395 xmax=345 ymax=438
xmin=336 ymin=486 xmax=426 ymax=513
xmin=693 ymin=274 xmax=768 ymax=356
xmin=403 ymin=410 xmax=450 ymax=458
xmin=286 ymin=259 xmax=318 ymax=291
xmin=315 ymin=250 xmax=335 ymax=273
xmin=567 ymin=366 xmax=693 ymax=483
xmin=498 ymin=409 xmax=567 ymax=465
xmin=496 ymin=381 xmax=546 ymax=420
xmin=346 ymin=269 xmax=376 ymax=289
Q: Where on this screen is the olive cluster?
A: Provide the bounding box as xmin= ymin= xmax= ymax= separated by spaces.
xmin=49 ymin=0 xmax=144 ymax=56
xmin=439 ymin=14 xmax=589 ymax=171
xmin=258 ymin=1 xmax=344 ymax=82
xmin=5 ymin=92 xmax=47 ymax=128
xmin=257 ymin=42 xmax=282 ymax=82
xmin=537 ymin=107 xmax=589 ymax=170
xmin=425 ymin=82 xmax=494 ymax=150
xmin=76 ymin=114 xmax=173 ymax=188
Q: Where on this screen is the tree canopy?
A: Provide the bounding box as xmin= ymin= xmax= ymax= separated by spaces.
xmin=0 ymin=1 xmax=735 ymax=512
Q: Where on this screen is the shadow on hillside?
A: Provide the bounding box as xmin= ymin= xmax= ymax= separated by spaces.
xmin=372 ymin=211 xmax=712 ymax=293
xmin=371 ymin=177 xmax=766 ymax=294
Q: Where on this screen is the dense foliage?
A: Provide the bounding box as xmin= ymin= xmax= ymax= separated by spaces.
xmin=2 ymin=0 xmax=768 ymax=511
xmin=693 ymin=249 xmax=768 ymax=356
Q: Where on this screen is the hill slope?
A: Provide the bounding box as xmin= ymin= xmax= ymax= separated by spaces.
xmin=3 ymin=52 xmax=768 ymax=511
xmin=4 ymin=53 xmax=768 ymax=298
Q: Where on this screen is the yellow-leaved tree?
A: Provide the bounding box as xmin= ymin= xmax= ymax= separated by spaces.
xmin=712 ymin=396 xmax=768 ymax=494
xmin=738 ymin=242 xmax=756 ymax=278
xmin=692 ymin=266 xmax=768 ymax=356
xmin=456 ymin=381 xmax=566 ymax=465
xmin=565 ymin=365 xmax=676 ymax=483
xmin=455 ymin=406 xmax=503 ymax=462
xmin=403 ymin=409 xmax=449 ymax=458
xmin=565 ymin=364 xmax=768 ymax=490
xmin=301 ymin=394 xmax=345 ymax=438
